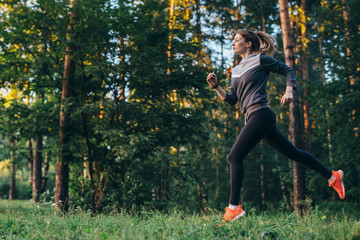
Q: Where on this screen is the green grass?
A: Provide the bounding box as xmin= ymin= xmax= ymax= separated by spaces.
xmin=0 ymin=200 xmax=359 ymax=239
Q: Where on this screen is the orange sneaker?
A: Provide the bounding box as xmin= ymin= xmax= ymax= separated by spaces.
xmin=222 ymin=205 xmax=245 ymax=223
xmin=329 ymin=170 xmax=345 ymax=199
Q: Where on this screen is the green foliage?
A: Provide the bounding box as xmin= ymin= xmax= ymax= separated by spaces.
xmin=0 ymin=176 xmax=31 ymax=200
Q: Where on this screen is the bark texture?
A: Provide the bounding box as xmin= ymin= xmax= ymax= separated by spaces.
xmin=278 ymin=0 xmax=306 ymax=213
xmin=55 ymin=0 xmax=78 ymax=213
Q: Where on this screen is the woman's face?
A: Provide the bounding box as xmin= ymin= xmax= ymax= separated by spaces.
xmin=232 ymin=34 xmax=250 ymax=55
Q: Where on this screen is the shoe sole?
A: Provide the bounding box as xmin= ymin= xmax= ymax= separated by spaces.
xmin=231 ymin=211 xmax=246 ymax=222
xmin=338 ymin=170 xmax=345 ymax=199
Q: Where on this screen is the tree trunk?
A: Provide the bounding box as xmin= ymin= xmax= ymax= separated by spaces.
xmin=41 ymin=149 xmax=50 ymax=193
xmin=33 ymin=134 xmax=43 ymax=202
xmin=211 ymin=109 xmax=220 ymax=200
xmin=276 ymin=154 xmax=290 ymax=209
xmin=278 ymin=0 xmax=305 ymax=213
xmin=341 ymin=0 xmax=356 ymax=132
xmin=260 ymin=149 xmax=266 ymax=207
xmin=27 ymin=140 xmax=33 ymax=189
xmin=32 ymin=40 xmax=47 ymax=201
xmin=302 ymin=60 xmax=310 ymax=151
xmin=159 ymin=0 xmax=175 ymax=203
xmin=277 ymin=114 xmax=291 ymax=209
xmin=160 ymin=165 xmax=169 ymax=201
xmin=342 ymin=0 xmax=355 ymax=90
xmin=81 ymin=115 xmax=105 ymax=211
xmin=301 ymin=0 xmax=310 ymax=153
xmin=317 ymin=25 xmax=334 ymax=166
xmin=160 ymin=147 xmax=169 ymax=202
xmin=9 ymin=138 xmax=16 ymax=200
xmin=55 ymin=0 xmax=78 ymax=213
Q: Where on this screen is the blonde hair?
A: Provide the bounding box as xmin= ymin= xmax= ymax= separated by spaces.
xmin=237 ymin=30 xmax=277 ymax=56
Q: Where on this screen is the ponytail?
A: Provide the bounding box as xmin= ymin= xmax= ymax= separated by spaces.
xmin=256 ymin=31 xmax=277 ymax=56
xmin=237 ymin=30 xmax=277 ymax=56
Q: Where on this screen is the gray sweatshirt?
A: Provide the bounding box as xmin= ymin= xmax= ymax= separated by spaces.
xmin=224 ymin=53 xmax=297 ymax=118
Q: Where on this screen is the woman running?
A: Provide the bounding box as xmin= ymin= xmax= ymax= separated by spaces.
xmin=206 ymin=29 xmax=345 ymax=223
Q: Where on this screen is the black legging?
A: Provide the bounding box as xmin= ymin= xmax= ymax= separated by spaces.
xmin=228 ymin=107 xmax=332 ymax=205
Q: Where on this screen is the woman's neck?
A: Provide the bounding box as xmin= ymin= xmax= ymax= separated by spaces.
xmin=241 ymin=50 xmax=255 ymax=60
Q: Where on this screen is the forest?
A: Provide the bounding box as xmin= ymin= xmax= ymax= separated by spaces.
xmin=0 ymin=0 xmax=359 ymax=215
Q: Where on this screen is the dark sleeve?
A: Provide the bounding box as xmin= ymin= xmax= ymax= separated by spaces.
xmin=260 ymin=54 xmax=297 ymax=89
xmin=223 ymin=82 xmax=238 ymax=106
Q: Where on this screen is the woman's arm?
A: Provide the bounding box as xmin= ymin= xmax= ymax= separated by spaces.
xmin=214 ymin=85 xmax=227 ymax=101
xmin=260 ymin=55 xmax=296 ymax=105
xmin=206 ymin=72 xmax=237 ymax=104
xmin=260 ymin=54 xmax=297 ymax=90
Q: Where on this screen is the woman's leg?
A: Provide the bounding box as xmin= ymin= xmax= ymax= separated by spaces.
xmin=262 ymin=125 xmax=332 ymax=179
xmin=228 ymin=108 xmax=276 ymax=205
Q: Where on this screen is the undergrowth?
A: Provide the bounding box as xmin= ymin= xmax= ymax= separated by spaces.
xmin=0 ymin=200 xmax=359 ymax=239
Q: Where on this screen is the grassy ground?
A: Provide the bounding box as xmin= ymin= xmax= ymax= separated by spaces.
xmin=0 ymin=200 xmax=359 ymax=239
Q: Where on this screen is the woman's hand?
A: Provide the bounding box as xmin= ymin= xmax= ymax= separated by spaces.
xmin=206 ymin=72 xmax=218 ymax=88
xmin=281 ymin=87 xmax=294 ymax=105
xmin=206 ymin=72 xmax=226 ymax=100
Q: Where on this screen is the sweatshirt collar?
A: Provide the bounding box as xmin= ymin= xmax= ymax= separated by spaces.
xmin=244 ymin=53 xmax=257 ymax=60
xmin=239 ymin=53 xmax=258 ymax=65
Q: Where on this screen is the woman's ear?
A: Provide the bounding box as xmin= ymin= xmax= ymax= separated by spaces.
xmin=246 ymin=41 xmax=252 ymax=48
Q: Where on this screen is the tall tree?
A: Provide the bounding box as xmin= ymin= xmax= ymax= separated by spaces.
xmin=27 ymin=140 xmax=33 ymax=189
xmin=278 ymin=0 xmax=305 ymax=213
xmin=41 ymin=144 xmax=50 ymax=193
xmin=317 ymin=23 xmax=333 ymax=167
xmin=55 ymin=0 xmax=79 ymax=213
xmin=32 ymin=133 xmax=42 ymax=202
xmin=300 ymin=0 xmax=311 ymax=152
